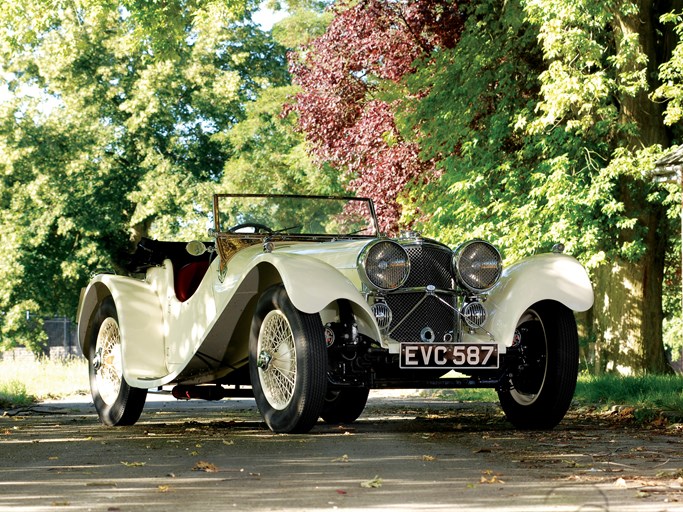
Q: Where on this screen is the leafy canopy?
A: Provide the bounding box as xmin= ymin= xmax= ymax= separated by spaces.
xmin=0 ymin=0 xmax=293 ymax=350
xmin=288 ymin=0 xmax=465 ymax=233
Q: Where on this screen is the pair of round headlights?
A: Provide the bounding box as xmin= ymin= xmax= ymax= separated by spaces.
xmin=358 ymin=239 xmax=502 ymax=293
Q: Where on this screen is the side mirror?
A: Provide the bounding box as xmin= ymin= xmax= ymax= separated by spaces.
xmin=186 ymin=240 xmax=208 ymax=256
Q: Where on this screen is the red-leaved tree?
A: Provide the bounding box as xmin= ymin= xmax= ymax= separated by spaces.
xmin=288 ymin=0 xmax=465 ymax=233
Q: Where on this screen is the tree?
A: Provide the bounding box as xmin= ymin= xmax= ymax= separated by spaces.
xmin=216 ymin=6 xmax=342 ymax=196
xmin=0 ymin=0 xmax=290 ymax=350
xmin=288 ymin=0 xmax=465 ymax=233
xmin=292 ymin=0 xmax=681 ymax=373
xmin=217 ymin=85 xmax=344 ymax=195
xmin=400 ymin=0 xmax=680 ymax=373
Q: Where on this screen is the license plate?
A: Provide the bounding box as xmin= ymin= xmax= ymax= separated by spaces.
xmin=399 ymin=343 xmax=499 ymax=369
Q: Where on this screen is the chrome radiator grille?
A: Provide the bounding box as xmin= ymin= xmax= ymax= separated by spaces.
xmin=384 ymin=243 xmax=458 ymax=343
xmin=403 ymin=244 xmax=454 ymax=289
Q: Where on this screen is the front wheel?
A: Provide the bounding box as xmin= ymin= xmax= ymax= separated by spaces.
xmin=87 ymin=296 xmax=147 ymax=426
xmin=249 ymin=285 xmax=328 ymax=433
xmin=498 ymin=300 xmax=578 ymax=430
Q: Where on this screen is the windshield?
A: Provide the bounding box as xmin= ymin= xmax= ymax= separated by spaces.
xmin=213 ymin=194 xmax=379 ymax=237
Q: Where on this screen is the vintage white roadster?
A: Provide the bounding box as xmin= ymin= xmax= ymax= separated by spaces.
xmin=76 ymin=194 xmax=594 ymax=433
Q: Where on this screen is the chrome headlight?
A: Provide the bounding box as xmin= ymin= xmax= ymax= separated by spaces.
xmin=358 ymin=240 xmax=410 ymax=291
xmin=452 ymin=240 xmax=502 ymax=292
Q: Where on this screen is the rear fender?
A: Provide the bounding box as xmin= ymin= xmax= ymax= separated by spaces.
xmin=77 ymin=275 xmax=167 ymax=382
xmin=485 ymin=253 xmax=594 ymax=347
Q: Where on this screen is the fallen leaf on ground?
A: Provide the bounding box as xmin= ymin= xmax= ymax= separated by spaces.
xmin=480 ymin=470 xmax=505 ymax=484
xmin=360 ymin=475 xmax=383 ymax=488
xmin=422 ymin=455 xmax=436 ymax=461
xmin=618 ymin=407 xmax=635 ymax=419
xmin=650 ymin=416 xmax=668 ymax=428
xmin=332 ymin=454 xmax=349 ymax=463
xmin=193 ymin=461 xmax=219 ymax=473
xmin=480 ymin=475 xmax=505 ymax=484
xmin=120 ymin=461 xmax=146 ymax=467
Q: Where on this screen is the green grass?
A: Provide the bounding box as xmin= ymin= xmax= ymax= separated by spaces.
xmin=424 ymin=387 xmax=498 ymax=402
xmin=574 ymin=373 xmax=683 ymax=421
xmin=0 ymin=357 xmax=89 ymax=408
xmin=424 ymin=373 xmax=683 ymax=421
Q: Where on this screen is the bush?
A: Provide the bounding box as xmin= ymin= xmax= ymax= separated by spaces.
xmin=0 ymin=380 xmax=35 ymax=408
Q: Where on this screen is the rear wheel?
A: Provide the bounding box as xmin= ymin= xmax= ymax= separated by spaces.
xmin=321 ymin=387 xmax=370 ymax=425
xmin=88 ymin=296 xmax=147 ymax=426
xmin=498 ymin=300 xmax=578 ymax=430
xmin=249 ymin=285 xmax=327 ymax=433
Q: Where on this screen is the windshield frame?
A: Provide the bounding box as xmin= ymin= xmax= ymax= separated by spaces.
xmin=212 ymin=193 xmax=380 ymax=238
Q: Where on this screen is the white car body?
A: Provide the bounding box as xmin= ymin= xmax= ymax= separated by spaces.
xmin=77 ymin=194 xmax=594 ymax=433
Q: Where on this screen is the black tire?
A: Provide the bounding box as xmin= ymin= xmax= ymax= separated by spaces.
xmin=497 ymin=300 xmax=578 ymax=430
xmin=249 ymin=285 xmax=328 ymax=433
xmin=87 ymin=296 xmax=147 ymax=426
xmin=321 ymin=388 xmax=370 ymax=425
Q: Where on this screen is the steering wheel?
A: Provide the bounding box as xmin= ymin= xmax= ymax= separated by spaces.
xmin=228 ymin=222 xmax=273 ymax=234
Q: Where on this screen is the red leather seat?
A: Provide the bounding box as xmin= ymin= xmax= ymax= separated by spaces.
xmin=175 ymin=261 xmax=210 ymax=302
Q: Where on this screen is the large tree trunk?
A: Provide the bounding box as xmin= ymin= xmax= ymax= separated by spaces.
xmin=591 ymin=219 xmax=671 ymax=374
xmin=590 ymin=1 xmax=673 ymax=374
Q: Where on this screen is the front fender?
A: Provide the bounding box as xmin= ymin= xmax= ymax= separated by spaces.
xmin=258 ymin=253 xmax=382 ymax=343
xmin=77 ymin=275 xmax=168 ymax=382
xmin=485 ymin=253 xmax=594 ymax=347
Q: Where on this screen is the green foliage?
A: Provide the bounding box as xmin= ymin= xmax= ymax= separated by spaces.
xmin=272 ymin=8 xmax=333 ymax=48
xmin=401 ymin=0 xmax=676 ymax=264
xmin=655 ymin=11 xmax=683 ymax=125
xmin=0 ymin=302 xmax=47 ymax=354
xmin=265 ymin=0 xmax=331 ymax=13
xmin=0 ymin=0 xmax=322 ymax=349
xmin=397 ymin=0 xmax=680 ymax=372
xmin=218 ymin=85 xmax=343 ymax=196
xmin=400 ymin=0 xmax=582 ymax=259
xmin=0 ymin=380 xmax=35 ymax=409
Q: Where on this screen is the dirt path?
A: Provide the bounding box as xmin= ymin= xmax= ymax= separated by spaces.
xmin=2 ymin=393 xmax=683 ymax=511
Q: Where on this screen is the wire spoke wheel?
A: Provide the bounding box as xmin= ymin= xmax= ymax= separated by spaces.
xmin=87 ymin=296 xmax=147 ymax=426
xmin=250 ymin=285 xmax=327 ymax=434
xmin=257 ymin=310 xmax=297 ymax=410
xmin=95 ymin=318 xmax=124 ymax=406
